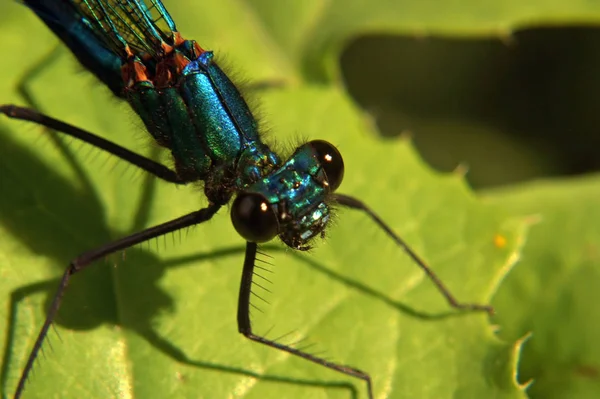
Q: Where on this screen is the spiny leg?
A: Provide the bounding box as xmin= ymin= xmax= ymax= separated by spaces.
xmin=237 ymin=242 xmax=374 ymax=399
xmin=13 ymin=204 xmax=221 ymax=399
xmin=0 ymin=105 xmax=185 ymax=184
xmin=6 ymin=46 xmax=183 ymax=234
xmin=333 ymin=193 xmax=494 ymax=315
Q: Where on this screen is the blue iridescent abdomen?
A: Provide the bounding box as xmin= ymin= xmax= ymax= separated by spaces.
xmin=25 ymin=0 xmax=333 ymax=246
xmin=28 ymin=0 xmax=281 ymax=204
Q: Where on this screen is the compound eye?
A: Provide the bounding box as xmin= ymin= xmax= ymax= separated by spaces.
xmin=309 ymin=140 xmax=345 ymax=191
xmin=231 ymin=192 xmax=279 ymax=243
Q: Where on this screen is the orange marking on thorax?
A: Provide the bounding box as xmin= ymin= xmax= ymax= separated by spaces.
xmin=173 ymin=31 xmax=206 ymax=56
xmin=121 ymin=58 xmax=151 ymax=87
xmin=155 ymin=51 xmax=191 ymax=87
xmin=160 ymin=40 xmax=174 ymax=56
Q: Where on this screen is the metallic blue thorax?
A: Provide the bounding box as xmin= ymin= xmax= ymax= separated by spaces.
xmin=26 ymin=0 xmax=332 ymax=247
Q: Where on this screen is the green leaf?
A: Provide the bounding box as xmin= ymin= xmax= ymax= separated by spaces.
xmin=0 ymin=1 xmax=526 ymax=398
xmin=167 ymin=0 xmax=600 ymax=81
xmin=488 ymin=175 xmax=600 ymax=399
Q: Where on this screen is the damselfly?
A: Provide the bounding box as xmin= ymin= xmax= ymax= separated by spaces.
xmin=1 ymin=1 xmax=494 ymax=398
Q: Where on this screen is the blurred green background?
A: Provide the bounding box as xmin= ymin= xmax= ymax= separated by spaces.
xmin=2 ymin=1 xmax=600 ymax=398
xmin=339 ymin=26 xmax=600 ymax=398
xmin=342 ymin=28 xmax=600 ymax=188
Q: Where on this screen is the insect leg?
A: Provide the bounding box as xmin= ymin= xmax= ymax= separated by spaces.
xmin=13 ymin=204 xmax=221 ymax=399
xmin=333 ymin=193 xmax=494 ymax=315
xmin=236 ymin=242 xmax=374 ymax=399
xmin=0 ymin=105 xmax=185 ymax=184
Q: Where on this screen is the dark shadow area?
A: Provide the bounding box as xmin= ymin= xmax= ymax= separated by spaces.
xmin=287 ymin=250 xmax=483 ymax=320
xmin=341 ymin=26 xmax=600 ymax=188
xmin=0 ymin=127 xmax=360 ymax=398
xmin=0 ymin=31 xmax=502 ymax=394
xmin=1 ymin=43 xmax=486 ymax=395
xmin=0 ymin=124 xmax=480 ymax=397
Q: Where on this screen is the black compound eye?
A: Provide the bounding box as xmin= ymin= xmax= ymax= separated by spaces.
xmin=309 ymin=140 xmax=345 ymax=191
xmin=231 ymin=192 xmax=279 ymax=243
